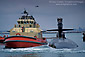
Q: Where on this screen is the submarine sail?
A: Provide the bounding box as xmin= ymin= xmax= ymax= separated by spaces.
xmin=47 ymin=18 xmax=78 ymax=49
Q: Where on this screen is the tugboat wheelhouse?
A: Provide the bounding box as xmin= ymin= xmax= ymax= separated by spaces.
xmin=10 ymin=10 xmax=42 ymax=38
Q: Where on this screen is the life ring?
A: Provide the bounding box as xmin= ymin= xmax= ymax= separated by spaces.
xmin=16 ymin=33 xmax=21 ymax=36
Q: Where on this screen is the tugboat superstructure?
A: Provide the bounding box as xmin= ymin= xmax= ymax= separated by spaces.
xmin=10 ymin=10 xmax=42 ymax=38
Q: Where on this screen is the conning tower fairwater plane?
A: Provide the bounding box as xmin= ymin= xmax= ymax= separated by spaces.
xmin=47 ymin=18 xmax=78 ymax=49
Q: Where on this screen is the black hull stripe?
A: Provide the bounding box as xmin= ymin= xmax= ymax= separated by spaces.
xmin=5 ymin=36 xmax=36 ymax=40
xmin=4 ymin=40 xmax=47 ymax=45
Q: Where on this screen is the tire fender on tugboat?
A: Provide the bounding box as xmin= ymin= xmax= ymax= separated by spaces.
xmin=16 ymin=33 xmax=21 ymax=36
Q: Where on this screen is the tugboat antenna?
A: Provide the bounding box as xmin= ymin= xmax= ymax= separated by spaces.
xmin=22 ymin=8 xmax=28 ymax=15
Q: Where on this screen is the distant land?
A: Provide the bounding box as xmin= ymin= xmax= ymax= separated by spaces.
xmin=67 ymin=27 xmax=85 ymax=33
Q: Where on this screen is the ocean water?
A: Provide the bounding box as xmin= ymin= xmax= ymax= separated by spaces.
xmin=0 ymin=33 xmax=85 ymax=57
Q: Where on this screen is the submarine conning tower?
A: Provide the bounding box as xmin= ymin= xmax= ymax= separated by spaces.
xmin=57 ymin=18 xmax=63 ymax=38
xmin=47 ymin=18 xmax=73 ymax=38
xmin=57 ymin=18 xmax=63 ymax=30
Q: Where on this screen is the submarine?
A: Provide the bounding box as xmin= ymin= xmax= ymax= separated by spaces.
xmin=47 ymin=18 xmax=78 ymax=49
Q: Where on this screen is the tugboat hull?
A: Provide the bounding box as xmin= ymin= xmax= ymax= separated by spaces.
xmin=4 ymin=36 xmax=47 ymax=48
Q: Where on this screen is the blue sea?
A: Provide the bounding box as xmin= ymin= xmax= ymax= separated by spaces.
xmin=0 ymin=33 xmax=85 ymax=57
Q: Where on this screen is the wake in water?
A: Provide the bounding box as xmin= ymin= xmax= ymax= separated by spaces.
xmin=2 ymin=45 xmax=50 ymax=53
xmin=2 ymin=45 xmax=85 ymax=54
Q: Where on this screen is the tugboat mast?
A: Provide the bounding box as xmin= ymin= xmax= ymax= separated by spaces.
xmin=23 ymin=9 xmax=28 ymax=15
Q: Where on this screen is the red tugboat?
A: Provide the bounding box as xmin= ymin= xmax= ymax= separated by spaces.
xmin=4 ymin=10 xmax=47 ymax=48
xmin=0 ymin=36 xmax=5 ymax=43
xmin=5 ymin=36 xmax=47 ymax=48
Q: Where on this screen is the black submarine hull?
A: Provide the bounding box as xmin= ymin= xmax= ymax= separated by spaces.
xmin=49 ymin=38 xmax=78 ymax=49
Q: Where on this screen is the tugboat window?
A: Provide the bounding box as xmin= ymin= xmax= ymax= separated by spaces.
xmin=18 ymin=21 xmax=20 ymax=24
xmin=30 ymin=25 xmax=32 ymax=27
xmin=27 ymin=21 xmax=29 ymax=23
xmin=31 ymin=21 xmax=33 ymax=24
xmin=26 ymin=16 xmax=28 ymax=19
xmin=22 ymin=16 xmax=25 ymax=19
xmin=24 ymin=21 xmax=26 ymax=24
xmin=21 ymin=21 xmax=23 ymax=24
xmin=19 ymin=25 xmax=21 ymax=27
xmin=30 ymin=21 xmax=32 ymax=24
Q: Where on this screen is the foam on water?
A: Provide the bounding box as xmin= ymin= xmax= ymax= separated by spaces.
xmin=2 ymin=45 xmax=85 ymax=54
xmin=2 ymin=45 xmax=50 ymax=53
xmin=49 ymin=48 xmax=85 ymax=53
